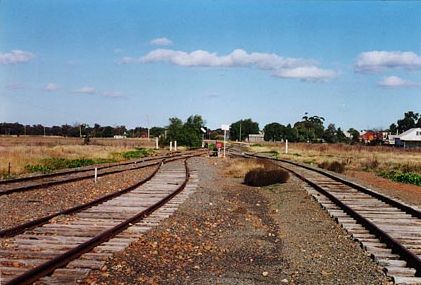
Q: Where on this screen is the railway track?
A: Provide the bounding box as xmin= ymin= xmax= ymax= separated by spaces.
xmin=233 ymin=151 xmax=421 ymax=284
xmin=0 ymin=158 xmax=198 ymax=285
xmin=0 ymin=151 xmax=203 ymax=238
xmin=0 ymin=150 xmax=201 ymax=196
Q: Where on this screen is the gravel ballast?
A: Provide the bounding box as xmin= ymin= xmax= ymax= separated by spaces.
xmin=83 ymin=157 xmax=390 ymax=284
xmin=0 ymin=166 xmax=157 ymax=229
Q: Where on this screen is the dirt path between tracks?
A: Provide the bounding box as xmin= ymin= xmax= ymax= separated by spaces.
xmin=83 ymin=157 xmax=391 ymax=285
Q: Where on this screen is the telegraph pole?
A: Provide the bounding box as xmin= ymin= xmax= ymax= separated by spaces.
xmin=239 ymin=120 xmax=242 ymax=142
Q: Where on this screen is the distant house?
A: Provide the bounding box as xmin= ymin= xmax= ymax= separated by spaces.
xmin=395 ymin=128 xmax=421 ymax=148
xmin=360 ymin=130 xmax=389 ymax=144
xmin=386 ymin=134 xmax=399 ymax=145
xmin=113 ymin=135 xmax=127 ymax=139
xmin=360 ymin=130 xmax=378 ymax=144
xmin=248 ymin=133 xmax=264 ymax=143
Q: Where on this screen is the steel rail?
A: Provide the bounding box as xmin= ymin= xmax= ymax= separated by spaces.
xmin=233 ymin=151 xmax=421 ymax=275
xmin=0 ymin=150 xmax=205 ymax=196
xmin=5 ymin=158 xmax=191 ymax=285
xmin=0 ymin=152 xmax=204 ymax=238
xmin=247 ymin=152 xmax=421 ymax=219
xmin=0 ymin=151 xmax=186 ymax=185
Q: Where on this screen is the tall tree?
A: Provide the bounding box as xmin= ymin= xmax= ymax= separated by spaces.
xmin=336 ymin=127 xmax=349 ymax=143
xmin=323 ymin=123 xmax=338 ymax=143
xmin=263 ymin=122 xmax=285 ymax=141
xmin=165 ymin=115 xmax=205 ymax=148
xmin=294 ymin=114 xmax=325 ymax=142
xmin=230 ymin=119 xmax=259 ymax=141
xmin=166 ymin=117 xmax=183 ymax=142
xmin=396 ymin=111 xmax=419 ymax=133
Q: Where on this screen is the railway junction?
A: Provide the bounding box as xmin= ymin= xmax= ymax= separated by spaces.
xmin=1 ymin=147 xmax=421 ymax=284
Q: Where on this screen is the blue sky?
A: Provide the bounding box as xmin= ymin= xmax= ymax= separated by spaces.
xmin=1 ymin=1 xmax=421 ymax=130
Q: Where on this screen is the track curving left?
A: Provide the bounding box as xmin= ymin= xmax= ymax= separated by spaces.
xmin=0 ymin=158 xmax=197 ymax=285
xmin=0 ymin=150 xmax=202 ymax=196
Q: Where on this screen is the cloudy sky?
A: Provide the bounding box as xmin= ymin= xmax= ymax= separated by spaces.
xmin=1 ymin=1 xmax=421 ymax=130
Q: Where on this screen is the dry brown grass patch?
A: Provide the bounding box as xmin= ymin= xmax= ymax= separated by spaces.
xmin=225 ymin=158 xmax=265 ymax=178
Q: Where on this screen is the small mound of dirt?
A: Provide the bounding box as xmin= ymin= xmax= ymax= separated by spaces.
xmin=244 ymin=168 xmax=290 ymax=187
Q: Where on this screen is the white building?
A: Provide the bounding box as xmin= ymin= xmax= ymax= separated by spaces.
xmin=248 ymin=133 xmax=265 ymax=143
xmin=395 ymin=128 xmax=421 ymax=148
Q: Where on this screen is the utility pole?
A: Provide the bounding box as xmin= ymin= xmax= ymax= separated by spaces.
xmin=146 ymin=115 xmax=150 ymax=140
xmin=239 ymin=120 xmax=242 ymax=142
xmin=79 ymin=124 xmax=82 ymax=138
xmin=43 ymin=126 xmax=46 ymax=136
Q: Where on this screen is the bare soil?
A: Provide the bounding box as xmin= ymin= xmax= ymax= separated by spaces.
xmin=347 ymin=170 xmax=421 ymax=207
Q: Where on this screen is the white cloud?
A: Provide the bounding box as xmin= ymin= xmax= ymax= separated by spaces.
xmin=74 ymin=86 xmax=96 ymax=94
xmin=0 ymin=50 xmax=34 ymax=64
xmin=273 ymin=66 xmax=337 ymax=81
xmin=119 ymin=48 xmax=336 ymax=82
xmin=150 ymin=37 xmax=173 ymax=46
xmin=44 ymin=83 xmax=59 ymax=92
xmin=377 ymin=76 xmax=420 ymax=88
xmin=355 ymin=51 xmax=421 ymax=72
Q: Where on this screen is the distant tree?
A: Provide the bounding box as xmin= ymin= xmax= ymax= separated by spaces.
xmin=294 ymin=114 xmax=325 ymax=142
xmin=347 ymin=128 xmax=360 ymax=144
xmin=389 ymin=123 xmax=398 ymax=135
xmin=150 ymin=127 xmax=165 ymax=138
xmin=336 ymin=128 xmax=349 ymax=143
xmin=230 ymin=119 xmax=259 ymax=141
xmin=323 ymin=123 xmax=338 ymax=143
xmin=166 ymin=117 xmax=183 ymax=142
xmin=181 ymin=115 xmax=205 ymax=147
xmin=263 ymin=123 xmax=285 ymax=141
xmin=165 ymin=115 xmax=205 ymax=148
xmin=102 ymin=126 xmax=114 ymax=137
xmin=284 ymin=124 xmax=299 ymax=142
xmin=396 ymin=111 xmax=419 ymax=133
xmin=209 ymin=128 xmax=223 ymax=140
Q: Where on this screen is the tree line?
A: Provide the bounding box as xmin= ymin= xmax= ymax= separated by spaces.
xmin=2 ymin=111 xmax=418 ymax=146
xmin=0 ymin=122 xmax=157 ymax=138
xmin=230 ymin=115 xmax=354 ymax=143
xmin=230 ymin=111 xmax=420 ymax=144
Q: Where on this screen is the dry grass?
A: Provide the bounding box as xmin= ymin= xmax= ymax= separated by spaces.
xmin=225 ymin=158 xmax=265 ymax=178
xmin=248 ymin=142 xmax=421 ymax=175
xmin=0 ymin=136 xmax=155 ymax=147
xmin=0 ymin=136 xmax=157 ymax=177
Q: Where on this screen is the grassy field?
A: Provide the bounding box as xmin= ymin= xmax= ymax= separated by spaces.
xmin=0 ymin=136 xmax=158 ymax=178
xmin=247 ymin=142 xmax=421 ymax=186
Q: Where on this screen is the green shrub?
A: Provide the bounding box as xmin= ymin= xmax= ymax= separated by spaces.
xmin=378 ymin=171 xmax=421 ymax=186
xmin=24 ymin=157 xmax=115 ymax=173
xmin=121 ymin=148 xmax=153 ymax=159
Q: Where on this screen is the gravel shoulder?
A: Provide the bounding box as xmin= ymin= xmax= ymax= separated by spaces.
xmin=0 ymin=166 xmax=157 ymax=229
xmin=83 ymin=157 xmax=390 ymax=284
